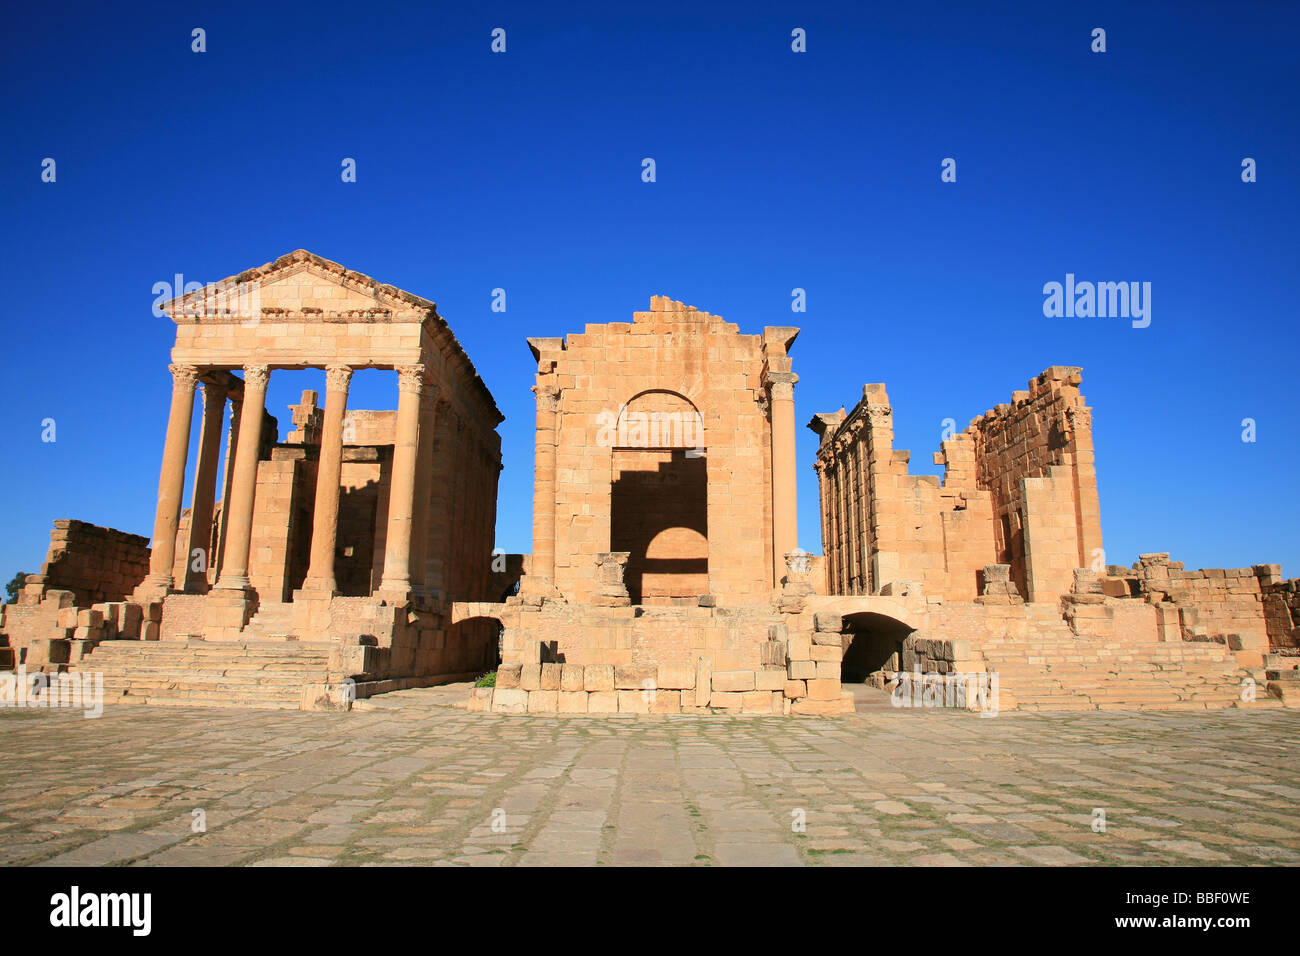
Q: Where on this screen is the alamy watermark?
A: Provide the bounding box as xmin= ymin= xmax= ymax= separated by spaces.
xmin=1 ymin=666 xmax=103 ymax=718
xmin=151 ymin=274 xmax=262 ymax=325
xmin=1042 ymin=273 xmax=1150 ymax=328
xmin=890 ymin=668 xmax=1000 ymax=717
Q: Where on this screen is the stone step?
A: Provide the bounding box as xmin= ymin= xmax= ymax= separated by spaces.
xmin=106 ymin=692 xmax=301 ymax=711
xmin=104 ymin=679 xmax=310 ymax=697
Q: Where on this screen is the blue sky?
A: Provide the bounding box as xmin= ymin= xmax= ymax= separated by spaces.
xmin=2 ymin=1 xmax=1297 ymax=583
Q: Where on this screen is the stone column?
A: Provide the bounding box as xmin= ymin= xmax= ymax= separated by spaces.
xmin=212 ymin=394 xmax=242 ymax=582
xmin=138 ymin=364 xmax=200 ymax=596
xmin=378 ymin=364 xmax=425 ymax=601
xmin=523 ymin=384 xmax=561 ymax=597
xmin=182 ymin=379 xmax=229 ymax=592
xmin=213 ymin=365 xmax=270 ymax=592
xmin=408 ymin=382 xmax=440 ymax=598
xmin=766 ymin=372 xmax=799 ymax=587
xmin=301 ymin=365 xmax=353 ymax=595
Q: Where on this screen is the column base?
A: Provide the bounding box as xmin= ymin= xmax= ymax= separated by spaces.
xmin=517 ymin=575 xmax=565 ymax=605
xmin=375 ymin=584 xmax=413 ymax=606
xmin=202 ymin=586 xmax=256 ymax=640
xmin=132 ymin=574 xmax=174 ymax=604
xmin=292 ymin=589 xmax=335 ymax=638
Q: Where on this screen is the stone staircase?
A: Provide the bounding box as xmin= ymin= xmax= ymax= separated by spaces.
xmin=241 ymin=601 xmax=296 ymax=640
xmin=980 ymin=634 xmax=1285 ymax=712
xmin=78 ymin=639 xmax=335 ymax=710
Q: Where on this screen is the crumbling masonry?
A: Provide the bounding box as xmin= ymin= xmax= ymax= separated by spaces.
xmin=2 ymin=263 xmax=1297 ymax=712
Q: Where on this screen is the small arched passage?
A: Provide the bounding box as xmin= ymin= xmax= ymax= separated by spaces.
xmin=841 ymin=612 xmax=915 ymax=683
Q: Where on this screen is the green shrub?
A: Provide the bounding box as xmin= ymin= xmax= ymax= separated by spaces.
xmin=475 ymin=671 xmax=497 ymax=688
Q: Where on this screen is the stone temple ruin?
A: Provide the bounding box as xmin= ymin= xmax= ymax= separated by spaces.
xmin=2 ymin=251 xmax=1298 ymax=713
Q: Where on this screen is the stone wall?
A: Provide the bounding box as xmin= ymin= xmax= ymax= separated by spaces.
xmin=811 ymin=366 xmax=1102 ymax=604
xmin=524 ymin=297 xmax=790 ymax=606
xmin=20 ymin=520 xmax=150 ymax=607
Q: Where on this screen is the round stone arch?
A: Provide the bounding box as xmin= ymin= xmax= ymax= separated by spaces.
xmin=613 ymin=388 xmax=705 ymax=450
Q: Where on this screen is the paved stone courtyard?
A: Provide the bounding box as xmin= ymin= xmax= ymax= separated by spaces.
xmin=1 ymin=688 xmax=1296 ymax=867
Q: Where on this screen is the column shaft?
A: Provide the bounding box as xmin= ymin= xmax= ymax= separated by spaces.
xmin=214 ymin=366 xmax=270 ymax=591
xmin=378 ymin=365 xmax=425 ymax=598
xmin=302 ymin=366 xmax=352 ymax=594
xmin=767 ymin=373 xmax=799 ymax=586
xmin=141 ymin=364 xmax=200 ymax=593
xmin=407 ymin=384 xmax=440 ymax=597
xmin=212 ymin=396 xmax=242 ymax=582
xmin=182 ymin=380 xmax=228 ymax=592
xmin=528 ymin=385 xmax=560 ymax=590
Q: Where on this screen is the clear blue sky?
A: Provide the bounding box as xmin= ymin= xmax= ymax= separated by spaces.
xmin=2 ymin=1 xmax=1297 ymax=583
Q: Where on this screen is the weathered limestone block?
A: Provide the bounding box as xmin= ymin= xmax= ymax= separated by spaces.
xmin=497 ymin=663 xmax=523 ymax=689
xmin=709 ymin=691 xmax=742 ymax=709
xmin=615 ymin=663 xmax=656 ymax=690
xmin=761 ymin=639 xmax=787 ymax=668
xmin=587 ymin=691 xmax=618 ymax=713
xmin=520 ymin=663 xmax=542 ymax=691
xmin=712 ymin=670 xmax=755 ymax=692
xmin=617 ymin=690 xmax=649 ymax=714
xmin=540 ymin=662 xmax=563 ymax=691
xmin=590 ymin=552 xmax=632 ymax=607
xmin=528 ymin=690 xmax=558 ymax=713
xmin=784 ymin=679 xmax=806 ymax=699
xmin=814 ymin=612 xmax=844 ymax=633
xmin=754 ymin=670 xmax=785 ymax=691
xmin=492 ymin=688 xmax=529 ymax=714
xmin=560 ymin=664 xmax=584 ymax=692
xmin=649 ymin=689 xmax=681 ymax=713
xmin=558 ymin=691 xmax=588 ymax=713
xmin=695 ymin=657 xmax=712 ymax=707
xmin=806 ymin=678 xmax=840 ymax=700
xmin=1072 ymin=568 xmax=1103 ymax=594
xmin=584 ymin=664 xmax=615 ymax=692
xmin=656 ymin=665 xmax=695 ymax=690
xmin=76 ymin=609 xmax=103 ymax=628
xmin=788 ymin=660 xmax=816 ymax=680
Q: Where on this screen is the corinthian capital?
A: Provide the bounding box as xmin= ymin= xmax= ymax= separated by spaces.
xmin=325 ymin=365 xmax=354 ymax=392
xmin=242 ymin=364 xmax=270 ymax=390
xmin=396 ymin=364 xmax=427 ymax=394
xmin=169 ymin=364 xmax=200 ymax=391
xmin=764 ymin=371 xmax=799 ymax=403
xmin=532 ymin=383 xmax=561 ymax=412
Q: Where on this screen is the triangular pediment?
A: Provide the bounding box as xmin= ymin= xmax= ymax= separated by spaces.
xmin=164 ymin=250 xmax=433 ymax=324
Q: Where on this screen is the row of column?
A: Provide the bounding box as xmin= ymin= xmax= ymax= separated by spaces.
xmin=140 ymin=361 xmax=435 ymax=605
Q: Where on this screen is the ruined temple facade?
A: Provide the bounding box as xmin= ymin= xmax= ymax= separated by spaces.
xmin=810 ymin=366 xmax=1103 ymax=604
xmin=520 ymin=298 xmax=800 ymax=605
xmin=2 ymin=251 xmax=507 ymax=706
xmin=2 ymin=267 xmax=1297 ymax=713
xmin=461 ymin=316 xmax=1297 ymax=715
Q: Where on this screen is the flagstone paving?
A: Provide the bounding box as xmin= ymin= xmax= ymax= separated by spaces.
xmin=0 ymin=688 xmax=1296 ymax=867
